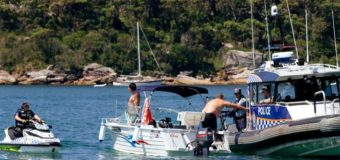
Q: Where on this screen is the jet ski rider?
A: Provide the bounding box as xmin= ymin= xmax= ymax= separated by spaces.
xmin=15 ymin=102 xmax=44 ymax=133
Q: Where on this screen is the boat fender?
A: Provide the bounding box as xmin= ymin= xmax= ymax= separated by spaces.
xmin=132 ymin=126 xmax=140 ymax=143
xmin=98 ymin=122 xmax=106 ymax=142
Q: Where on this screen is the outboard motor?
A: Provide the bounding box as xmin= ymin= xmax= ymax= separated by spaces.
xmin=193 ymin=128 xmax=213 ymax=156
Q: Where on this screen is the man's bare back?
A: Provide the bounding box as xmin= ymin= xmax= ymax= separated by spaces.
xmin=202 ymin=95 xmax=246 ymax=117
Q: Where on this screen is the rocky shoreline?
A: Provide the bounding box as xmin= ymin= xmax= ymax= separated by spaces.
xmin=0 ymin=64 xmax=250 ymax=86
xmin=0 ymin=63 xmax=248 ymax=85
xmin=0 ymin=50 xmax=260 ymax=86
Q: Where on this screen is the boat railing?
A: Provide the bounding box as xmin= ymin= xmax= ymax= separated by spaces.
xmin=309 ymin=63 xmax=338 ymax=70
xmin=103 ymin=118 xmax=120 ymax=124
xmin=331 ymin=98 xmax=339 ymax=114
xmin=314 ymin=91 xmax=326 ymax=116
xmin=254 ymin=63 xmax=339 ymax=74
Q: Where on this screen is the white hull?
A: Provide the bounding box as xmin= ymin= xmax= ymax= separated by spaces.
xmin=106 ymin=123 xmax=230 ymax=156
xmin=112 ymin=80 xmax=163 ymax=86
xmin=110 ymin=125 xmax=192 ymax=156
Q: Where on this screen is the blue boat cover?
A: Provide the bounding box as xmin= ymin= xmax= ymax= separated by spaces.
xmin=138 ymin=85 xmax=208 ymax=97
xmin=247 ymin=71 xmax=279 ymax=84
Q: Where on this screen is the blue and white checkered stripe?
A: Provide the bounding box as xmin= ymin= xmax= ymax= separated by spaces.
xmin=256 ymin=119 xmax=284 ymax=130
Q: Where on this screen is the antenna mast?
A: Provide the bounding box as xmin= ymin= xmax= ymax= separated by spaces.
xmin=332 ymin=9 xmax=338 ymax=69
xmin=285 ymin=0 xmax=299 ymax=58
xmin=264 ymin=0 xmax=271 ymax=60
xmin=305 ymin=0 xmax=309 ymax=63
xmin=251 ymin=0 xmax=255 ymax=67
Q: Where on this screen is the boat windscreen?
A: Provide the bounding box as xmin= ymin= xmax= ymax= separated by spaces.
xmin=138 ymin=85 xmax=208 ymax=98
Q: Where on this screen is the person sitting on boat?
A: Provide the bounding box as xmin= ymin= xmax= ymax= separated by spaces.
xmin=126 ymin=83 xmax=140 ymax=124
xmin=260 ymin=85 xmax=273 ymax=104
xmin=14 ymin=102 xmax=43 ymax=136
xmin=202 ymin=94 xmax=246 ymax=130
xmin=232 ymin=88 xmax=247 ymax=131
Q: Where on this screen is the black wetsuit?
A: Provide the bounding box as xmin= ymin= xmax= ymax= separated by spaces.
xmin=202 ymin=113 xmax=217 ymax=130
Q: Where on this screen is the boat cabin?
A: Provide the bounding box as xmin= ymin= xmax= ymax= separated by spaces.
xmin=247 ymin=53 xmax=340 ymax=130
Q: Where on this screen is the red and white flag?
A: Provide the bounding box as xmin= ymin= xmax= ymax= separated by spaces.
xmin=142 ymin=97 xmax=153 ymax=125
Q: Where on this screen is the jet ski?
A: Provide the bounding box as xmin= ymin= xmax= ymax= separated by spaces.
xmin=0 ymin=121 xmax=61 ymax=152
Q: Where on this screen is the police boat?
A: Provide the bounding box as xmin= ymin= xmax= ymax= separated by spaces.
xmin=98 ymin=85 xmax=230 ymax=156
xmin=0 ymin=121 xmax=61 ymax=152
xmin=223 ymin=51 xmax=340 ymax=157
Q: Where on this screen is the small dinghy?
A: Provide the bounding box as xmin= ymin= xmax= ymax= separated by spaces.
xmin=94 ymin=84 xmax=107 ymax=87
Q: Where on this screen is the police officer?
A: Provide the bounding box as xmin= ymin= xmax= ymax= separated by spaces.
xmin=232 ymin=88 xmax=247 ymax=132
xmin=15 ymin=102 xmax=43 ymax=129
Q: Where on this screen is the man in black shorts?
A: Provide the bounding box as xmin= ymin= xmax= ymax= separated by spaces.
xmin=202 ymin=94 xmax=246 ymax=130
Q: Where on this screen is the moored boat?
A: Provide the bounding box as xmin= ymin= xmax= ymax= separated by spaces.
xmin=99 ymin=85 xmax=230 ymax=156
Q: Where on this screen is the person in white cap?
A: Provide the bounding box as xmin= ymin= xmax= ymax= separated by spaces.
xmin=234 ymin=88 xmax=246 ymax=105
xmin=260 ymin=85 xmax=272 ymax=104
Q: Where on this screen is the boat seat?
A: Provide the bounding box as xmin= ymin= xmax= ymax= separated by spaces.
xmin=177 ymin=112 xmax=205 ymax=128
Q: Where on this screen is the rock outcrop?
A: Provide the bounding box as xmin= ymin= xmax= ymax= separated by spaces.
xmin=18 ymin=65 xmax=66 ymax=85
xmin=73 ymin=63 xmax=116 ymax=85
xmin=222 ymin=50 xmax=262 ymax=68
xmin=0 ymin=70 xmax=16 ymax=84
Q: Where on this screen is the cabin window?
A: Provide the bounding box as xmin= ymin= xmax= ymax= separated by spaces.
xmin=256 ymin=83 xmax=274 ymax=104
xmin=276 ymin=82 xmax=295 ymax=101
xmin=316 ymin=78 xmax=339 ymax=100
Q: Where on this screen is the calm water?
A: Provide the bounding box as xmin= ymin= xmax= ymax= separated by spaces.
xmin=0 ymin=85 xmax=319 ymax=160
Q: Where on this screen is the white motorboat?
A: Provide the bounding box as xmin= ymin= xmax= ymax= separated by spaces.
xmin=99 ymin=85 xmax=230 ymax=156
xmin=0 ymin=121 xmax=61 ymax=153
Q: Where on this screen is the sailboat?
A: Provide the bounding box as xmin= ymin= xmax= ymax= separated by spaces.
xmin=112 ymin=22 xmax=163 ymax=86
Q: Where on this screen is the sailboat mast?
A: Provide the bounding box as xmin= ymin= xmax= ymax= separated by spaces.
xmin=137 ymin=22 xmax=141 ymax=76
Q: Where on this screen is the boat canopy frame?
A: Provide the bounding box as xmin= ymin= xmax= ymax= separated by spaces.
xmin=138 ymin=85 xmax=208 ymax=98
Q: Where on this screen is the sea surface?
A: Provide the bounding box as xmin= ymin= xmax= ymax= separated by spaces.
xmin=0 ymin=85 xmax=322 ymax=160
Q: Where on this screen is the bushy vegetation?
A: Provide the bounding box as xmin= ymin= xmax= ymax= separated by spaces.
xmin=0 ymin=0 xmax=339 ymax=76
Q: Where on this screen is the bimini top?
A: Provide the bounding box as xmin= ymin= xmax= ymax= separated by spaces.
xmin=138 ymin=85 xmax=208 ymax=98
xmin=247 ymin=71 xmax=279 ymax=84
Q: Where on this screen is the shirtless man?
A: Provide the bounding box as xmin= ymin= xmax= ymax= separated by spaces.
xmin=126 ymin=83 xmax=140 ymax=124
xmin=202 ymin=94 xmax=246 ymax=130
xmin=128 ymin=83 xmax=140 ymax=107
